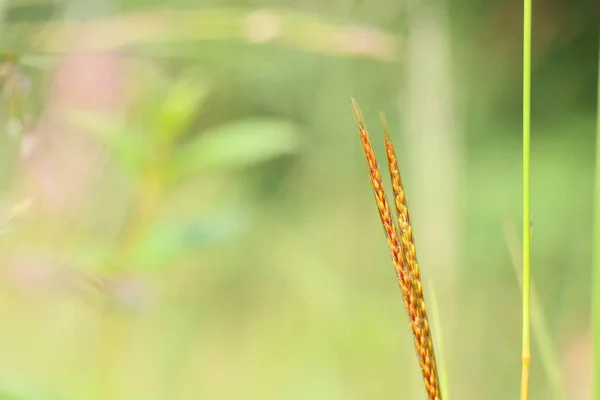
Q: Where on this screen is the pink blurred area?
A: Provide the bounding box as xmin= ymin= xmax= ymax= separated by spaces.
xmin=19 ymin=42 xmax=124 ymax=218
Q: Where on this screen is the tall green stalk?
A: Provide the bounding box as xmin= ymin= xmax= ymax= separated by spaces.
xmin=521 ymin=0 xmax=532 ymax=398
xmin=592 ymin=30 xmax=600 ymax=400
xmin=502 ymin=215 xmax=566 ymax=399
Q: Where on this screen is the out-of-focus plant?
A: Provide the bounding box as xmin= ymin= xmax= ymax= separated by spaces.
xmin=71 ymin=69 xmax=301 ymax=276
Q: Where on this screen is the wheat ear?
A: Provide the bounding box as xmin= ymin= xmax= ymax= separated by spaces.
xmin=352 ymin=99 xmax=441 ymax=399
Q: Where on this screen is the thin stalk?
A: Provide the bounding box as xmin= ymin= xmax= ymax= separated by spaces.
xmin=521 ymin=0 xmax=532 ymax=398
xmin=502 ymin=215 xmax=566 ymax=400
xmin=592 ymin=30 xmax=600 ymax=400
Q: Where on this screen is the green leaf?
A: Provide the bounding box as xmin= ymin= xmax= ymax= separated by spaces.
xmin=155 ymin=74 xmax=209 ymax=141
xmin=170 ymin=118 xmax=300 ymax=182
xmin=69 ymin=111 xmax=150 ymax=174
xmin=129 ymin=210 xmax=247 ymax=270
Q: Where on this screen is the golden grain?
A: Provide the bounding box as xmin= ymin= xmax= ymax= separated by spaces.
xmin=352 ymin=99 xmax=441 ymax=399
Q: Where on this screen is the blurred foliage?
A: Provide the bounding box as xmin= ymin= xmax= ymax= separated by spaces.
xmin=0 ymin=0 xmax=598 ymax=399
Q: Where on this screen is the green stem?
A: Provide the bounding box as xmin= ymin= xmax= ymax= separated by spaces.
xmin=502 ymin=214 xmax=566 ymax=399
xmin=592 ymin=29 xmax=600 ymax=400
xmin=521 ymin=0 xmax=532 ymax=398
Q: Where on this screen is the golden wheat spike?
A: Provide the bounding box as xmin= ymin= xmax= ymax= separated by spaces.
xmin=351 ymin=98 xmax=411 ymax=307
xmin=351 ymin=99 xmax=441 ymax=399
xmin=381 ymin=114 xmax=441 ymax=399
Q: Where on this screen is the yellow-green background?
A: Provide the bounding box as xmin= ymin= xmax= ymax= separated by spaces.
xmin=0 ymin=0 xmax=598 ymax=398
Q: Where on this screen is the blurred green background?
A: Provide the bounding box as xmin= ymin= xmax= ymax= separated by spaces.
xmin=0 ymin=0 xmax=598 ymax=399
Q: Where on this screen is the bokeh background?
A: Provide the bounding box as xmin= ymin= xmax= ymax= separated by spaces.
xmin=0 ymin=0 xmax=599 ymax=399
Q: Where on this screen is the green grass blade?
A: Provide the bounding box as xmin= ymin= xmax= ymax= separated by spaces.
xmin=592 ymin=29 xmax=600 ymax=400
xmin=521 ymin=0 xmax=533 ymax=398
